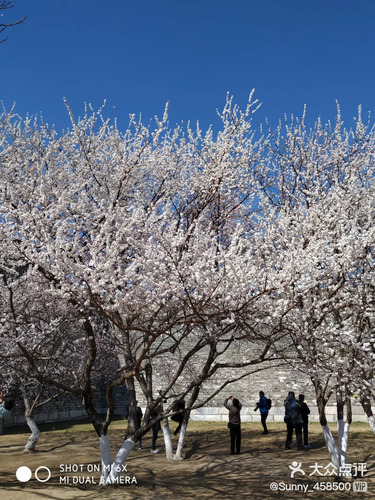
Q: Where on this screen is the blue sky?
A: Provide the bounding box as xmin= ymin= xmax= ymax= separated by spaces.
xmin=2 ymin=0 xmax=375 ymax=133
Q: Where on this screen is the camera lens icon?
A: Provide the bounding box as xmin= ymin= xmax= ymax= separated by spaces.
xmin=16 ymin=465 xmax=51 ymax=483
xmin=16 ymin=466 xmax=32 ymax=482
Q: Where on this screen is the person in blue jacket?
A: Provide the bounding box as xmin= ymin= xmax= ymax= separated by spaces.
xmin=254 ymin=390 xmax=269 ymax=434
xmin=0 ymin=394 xmax=15 ymax=434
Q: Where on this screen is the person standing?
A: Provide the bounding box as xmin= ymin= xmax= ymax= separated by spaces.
xmin=224 ymin=395 xmax=242 ymax=455
xmin=135 ymin=401 xmax=143 ymax=449
xmin=284 ymin=391 xmax=303 ymax=450
xmin=150 ymin=402 xmax=162 ymax=454
xmin=124 ymin=400 xmax=143 ymax=449
xmin=299 ymin=394 xmax=311 ymax=449
xmin=0 ymin=394 xmax=15 ymax=435
xmin=254 ymin=390 xmax=269 ymax=434
xmin=171 ymin=400 xmax=185 ymax=436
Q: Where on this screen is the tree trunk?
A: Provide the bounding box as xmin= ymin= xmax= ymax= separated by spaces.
xmin=367 ymin=415 xmax=375 ymax=434
xmin=99 ymin=434 xmax=135 ymax=484
xmin=313 ymin=378 xmax=339 ymax=468
xmin=22 ymin=390 xmax=41 ymax=453
xmin=99 ymin=434 xmax=112 ymax=484
xmin=337 ymin=386 xmax=346 ymax=467
xmin=174 ymin=408 xmax=190 ymax=460
xmin=174 ymin=421 xmax=187 ymax=460
xmin=360 ymin=393 xmax=375 ymax=435
xmin=107 ymin=439 xmax=134 ymax=483
xmin=24 ymin=417 xmax=41 ymax=453
xmin=339 ymin=392 xmax=352 ymax=467
xmin=337 ymin=417 xmax=344 ymax=463
xmin=339 ymin=422 xmax=350 ymax=467
xmin=162 ymin=418 xmax=174 ymax=459
xmin=321 ymin=424 xmax=340 ymax=469
xmin=313 ymin=378 xmax=328 ymax=426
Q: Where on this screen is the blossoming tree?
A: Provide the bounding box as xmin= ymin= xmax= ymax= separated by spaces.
xmin=257 ymin=105 xmax=375 ymax=467
xmin=0 ymin=94 xmax=285 ymax=482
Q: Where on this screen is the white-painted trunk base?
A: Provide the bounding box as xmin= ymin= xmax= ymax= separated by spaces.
xmin=338 ymin=420 xmax=350 ymax=467
xmin=108 ymin=439 xmax=134 ymax=483
xmin=174 ymin=422 xmax=187 ymax=460
xmin=99 ymin=436 xmax=135 ymax=485
xmin=99 ymin=434 xmax=112 ymax=484
xmin=24 ymin=418 xmax=40 ymax=452
xmin=322 ymin=424 xmax=339 ymax=469
xmin=367 ymin=415 xmax=375 ymax=435
xmin=162 ymin=421 xmax=174 ymax=459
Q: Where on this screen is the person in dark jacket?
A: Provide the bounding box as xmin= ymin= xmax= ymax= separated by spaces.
xmin=224 ymin=395 xmax=242 ymax=455
xmin=124 ymin=400 xmax=143 ymax=449
xmin=299 ymin=394 xmax=311 ymax=449
xmin=254 ymin=390 xmax=269 ymax=434
xmin=284 ymin=391 xmax=303 ymax=450
xmin=170 ymin=400 xmax=185 ymax=435
xmin=134 ymin=401 xmax=143 ymax=449
xmin=151 ymin=402 xmax=162 ymax=454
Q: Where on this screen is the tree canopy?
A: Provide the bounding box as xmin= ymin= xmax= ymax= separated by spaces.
xmin=0 ymin=95 xmax=374 ymax=481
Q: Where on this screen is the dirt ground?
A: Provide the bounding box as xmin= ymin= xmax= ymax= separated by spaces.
xmin=0 ymin=420 xmax=374 ymax=499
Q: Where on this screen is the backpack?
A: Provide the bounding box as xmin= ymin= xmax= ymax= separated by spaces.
xmin=265 ymin=398 xmax=272 ymax=410
xmin=284 ymin=400 xmax=293 ymax=423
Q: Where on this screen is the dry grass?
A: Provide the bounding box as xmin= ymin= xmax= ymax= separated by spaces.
xmin=0 ymin=420 xmax=374 ymax=499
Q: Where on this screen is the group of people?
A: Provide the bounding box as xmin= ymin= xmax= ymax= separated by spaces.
xmin=2 ymin=388 xmax=311 ymax=455
xmin=224 ymin=391 xmax=310 ymax=455
xmin=2 ymin=389 xmax=311 ymax=456
xmin=284 ymin=391 xmax=311 ymax=450
xmin=125 ymin=399 xmax=185 ymax=454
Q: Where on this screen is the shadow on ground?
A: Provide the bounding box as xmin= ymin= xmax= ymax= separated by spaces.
xmin=0 ymin=422 xmax=373 ymax=499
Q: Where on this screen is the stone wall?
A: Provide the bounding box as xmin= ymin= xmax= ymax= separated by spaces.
xmin=5 ymin=351 xmax=369 ymax=427
xmin=6 ymin=381 xmax=128 ymax=427
xmin=190 ymin=404 xmax=368 ymax=423
xmin=188 ymin=364 xmax=368 ymax=423
xmin=148 ymin=340 xmax=368 ymax=424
